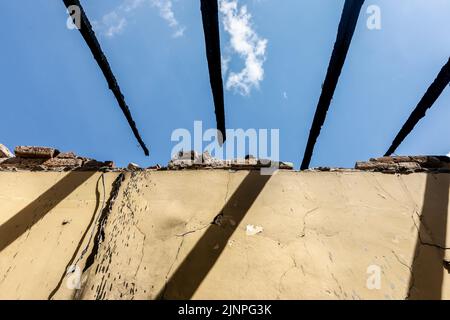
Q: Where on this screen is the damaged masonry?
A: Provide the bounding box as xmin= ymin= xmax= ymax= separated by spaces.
xmin=0 ymin=145 xmax=114 ymax=172
xmin=0 ymin=143 xmax=449 ymax=300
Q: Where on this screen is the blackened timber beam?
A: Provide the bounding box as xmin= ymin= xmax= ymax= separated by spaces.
xmin=62 ymin=0 xmax=149 ymax=156
xmin=385 ymin=57 xmax=450 ymax=156
xmin=300 ymin=0 xmax=365 ymax=170
xmin=200 ymin=0 xmax=226 ymax=144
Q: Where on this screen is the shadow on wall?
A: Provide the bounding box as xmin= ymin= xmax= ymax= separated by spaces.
xmin=157 ymin=170 xmax=272 ymax=300
xmin=48 ymin=174 xmax=106 ymax=300
xmin=409 ymin=173 xmax=450 ymax=299
xmin=0 ymin=171 xmax=97 ymax=253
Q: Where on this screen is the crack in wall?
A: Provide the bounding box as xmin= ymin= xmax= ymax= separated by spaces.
xmin=133 ymin=234 xmax=146 ymax=281
xmin=7 ymin=170 xmax=442 ymax=300
xmin=277 ymin=255 xmax=299 ymax=297
xmin=411 ymin=209 xmax=450 ymax=250
xmin=330 ymin=271 xmax=344 ymax=298
xmin=159 ymin=237 xmax=185 ymax=300
xmin=47 ymin=173 xmax=125 ymax=300
xmin=397 ymin=175 xmax=419 ymax=209
xmin=83 ymin=173 xmax=125 ymax=272
xmin=80 ymin=171 xmax=153 ymax=300
xmin=176 ymin=225 xmax=210 ymax=237
xmin=299 ymin=207 xmax=319 ymax=238
xmin=47 ymin=174 xmax=104 ymax=299
xmin=391 ymin=249 xmax=416 ymax=300
xmin=134 ymin=221 xmax=148 ymax=283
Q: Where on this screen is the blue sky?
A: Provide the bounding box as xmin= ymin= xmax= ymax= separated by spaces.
xmin=1 ymin=0 xmax=449 ymax=168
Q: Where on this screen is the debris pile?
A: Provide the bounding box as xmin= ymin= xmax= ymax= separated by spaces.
xmin=6 ymin=144 xmax=448 ymax=175
xmin=167 ymin=151 xmax=294 ymax=171
xmin=355 ymin=156 xmax=450 ymax=174
xmin=0 ymin=144 xmax=114 ymax=172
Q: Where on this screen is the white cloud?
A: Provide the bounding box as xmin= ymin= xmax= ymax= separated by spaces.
xmin=283 ymin=91 xmax=288 ymax=100
xmin=151 ymin=0 xmax=186 ymax=38
xmin=173 ymin=26 xmax=186 ymax=38
xmin=93 ymin=0 xmax=144 ymax=38
xmin=93 ymin=0 xmax=185 ymax=38
xmin=97 ymin=12 xmax=127 ymax=38
xmin=122 ymin=0 xmax=146 ymax=12
xmin=221 ymin=55 xmax=231 ymax=75
xmin=220 ymin=0 xmax=268 ymax=96
xmin=447 ymin=152 xmax=450 ymax=157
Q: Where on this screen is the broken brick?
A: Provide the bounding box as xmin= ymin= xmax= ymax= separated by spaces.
xmin=43 ymin=158 xmax=83 ymax=169
xmin=56 ymin=152 xmax=77 ymax=159
xmin=14 ymin=146 xmax=59 ymax=159
xmin=0 ymin=157 xmax=47 ymax=170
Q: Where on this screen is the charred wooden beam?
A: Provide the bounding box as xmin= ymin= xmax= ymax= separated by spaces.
xmin=200 ymin=0 xmax=226 ymax=144
xmin=385 ymin=57 xmax=450 ymax=156
xmin=301 ymin=0 xmax=365 ymax=170
xmin=62 ymin=0 xmax=149 ymax=156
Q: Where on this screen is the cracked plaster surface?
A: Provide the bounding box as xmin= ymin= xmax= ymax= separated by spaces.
xmin=1 ymin=170 xmax=449 ymax=299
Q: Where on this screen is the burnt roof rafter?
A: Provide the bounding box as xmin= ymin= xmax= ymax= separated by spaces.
xmin=62 ymin=0 xmax=150 ymax=156
xmin=200 ymin=0 xmax=227 ymax=144
xmin=385 ymin=57 xmax=450 ymax=156
xmin=301 ymin=0 xmax=365 ymax=170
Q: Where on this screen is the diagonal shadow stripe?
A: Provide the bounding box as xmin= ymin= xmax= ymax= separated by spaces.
xmin=0 ymin=171 xmax=97 ymax=252
xmin=47 ymin=174 xmax=104 ymax=300
xmin=157 ymin=170 xmax=271 ymax=299
xmin=408 ymin=173 xmax=449 ymax=299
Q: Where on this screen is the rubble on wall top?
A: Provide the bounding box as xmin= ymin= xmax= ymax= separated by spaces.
xmin=355 ymin=156 xmax=450 ymax=174
xmin=165 ymin=150 xmax=294 ymax=171
xmin=0 ymin=145 xmax=115 ymax=172
xmin=2 ymin=144 xmax=450 ymax=174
